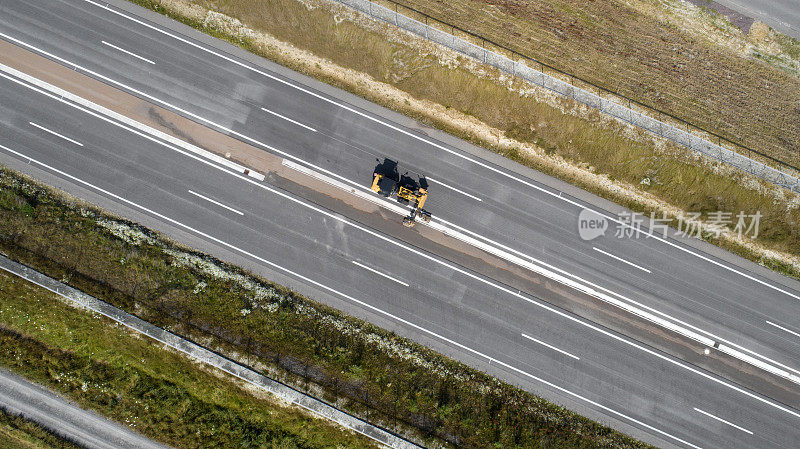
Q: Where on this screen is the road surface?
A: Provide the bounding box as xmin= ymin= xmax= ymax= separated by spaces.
xmin=713 ymin=0 xmax=800 ymax=39
xmin=0 ymin=0 xmax=799 ymax=447
xmin=0 ymin=368 xmax=171 ymax=449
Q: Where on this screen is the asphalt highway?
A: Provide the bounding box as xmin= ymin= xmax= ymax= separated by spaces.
xmin=1 ymin=0 xmax=800 ymax=447
xmin=1 ymin=64 xmax=797 ymax=449
xmin=3 ymin=0 xmax=800 ymax=381
xmin=0 ymin=368 xmax=171 ymax=449
xmin=713 ymin=0 xmax=800 ymax=39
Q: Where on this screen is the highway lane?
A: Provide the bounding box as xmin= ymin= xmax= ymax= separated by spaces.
xmin=0 ymin=368 xmax=171 ymax=449
xmin=1 ymin=51 xmax=799 ymax=449
xmin=712 ymin=0 xmax=800 ymax=39
xmin=3 ymin=0 xmax=799 ymax=386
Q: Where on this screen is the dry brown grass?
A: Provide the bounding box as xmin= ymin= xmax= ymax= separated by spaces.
xmin=389 ymin=0 xmax=800 ymax=166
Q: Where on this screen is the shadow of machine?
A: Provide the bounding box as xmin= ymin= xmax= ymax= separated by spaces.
xmin=371 ymin=158 xmax=431 ymax=227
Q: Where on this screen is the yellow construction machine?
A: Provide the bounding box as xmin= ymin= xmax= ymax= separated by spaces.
xmin=371 ymin=166 xmax=431 ymax=227
xmin=397 ymin=184 xmax=431 ymax=227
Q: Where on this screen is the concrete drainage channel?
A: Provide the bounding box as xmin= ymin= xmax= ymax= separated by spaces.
xmin=0 ymin=255 xmax=425 ymax=449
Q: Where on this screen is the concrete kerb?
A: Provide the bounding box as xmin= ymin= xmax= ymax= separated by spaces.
xmin=0 ymin=255 xmax=424 ymax=449
xmin=96 ymin=0 xmax=800 ymax=304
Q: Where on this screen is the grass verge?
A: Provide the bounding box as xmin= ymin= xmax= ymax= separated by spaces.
xmin=0 ymin=408 xmax=83 ymax=449
xmin=388 ymin=0 xmax=800 ymax=166
xmin=125 ymin=0 xmax=800 ymax=281
xmin=0 ymin=271 xmax=381 ymax=449
xmin=0 ymin=162 xmax=651 ymax=448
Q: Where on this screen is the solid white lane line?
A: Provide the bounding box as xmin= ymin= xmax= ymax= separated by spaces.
xmin=3 ymin=143 xmax=797 ymax=434
xmin=28 ymin=122 xmax=83 ymax=146
xmin=693 ymin=408 xmax=753 ymax=435
xmin=766 ymin=321 xmax=800 ymax=339
xmin=187 ymin=190 xmax=243 ymax=215
xmin=427 ymin=177 xmax=482 ymax=201
xmin=521 ymin=333 xmax=580 ymax=360
xmin=73 ymin=7 xmax=800 ymax=305
xmin=352 ymin=261 xmax=409 ymax=287
xmin=435 ymin=211 xmax=800 ymax=377
xmin=261 ymin=107 xmax=317 ymax=132
xmin=101 ymin=40 xmax=155 ymax=65
xmin=5 ymin=27 xmax=800 ymax=412
xmin=285 ymin=158 xmax=800 ymax=383
xmin=0 ymin=144 xmax=703 ymax=449
xmin=12 ymin=25 xmax=798 ymax=319
xmin=5 ymin=63 xmax=800 ymax=417
xmin=592 ymin=247 xmax=651 ymax=274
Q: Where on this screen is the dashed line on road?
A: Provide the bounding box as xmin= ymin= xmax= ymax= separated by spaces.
xmin=766 ymin=320 xmax=800 ymax=339
xmin=261 ymin=107 xmax=317 ymax=132
xmin=101 ymin=40 xmax=155 ymax=64
xmin=521 ymin=333 xmax=580 ymax=360
xmin=187 ymin=190 xmax=243 ymax=215
xmin=427 ymin=177 xmax=482 ymax=201
xmin=592 ymin=247 xmax=651 ymax=274
xmin=693 ymin=407 xmax=753 ymax=435
xmin=29 ymin=122 xmax=83 ymax=147
xmin=352 ymin=260 xmax=409 ymax=287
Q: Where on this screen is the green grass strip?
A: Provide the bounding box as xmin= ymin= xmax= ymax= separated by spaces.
xmin=0 ymin=272 xmax=379 ymax=449
xmin=0 ymin=156 xmax=652 ymax=448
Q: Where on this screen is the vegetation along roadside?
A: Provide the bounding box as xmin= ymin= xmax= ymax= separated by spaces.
xmin=0 ymin=408 xmax=84 ymax=449
xmin=125 ymin=0 xmax=800 ymax=281
xmin=0 ymin=260 xmax=384 ymax=449
xmin=0 ymin=163 xmax=653 ymax=448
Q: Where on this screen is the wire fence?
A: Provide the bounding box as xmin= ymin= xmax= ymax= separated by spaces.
xmin=334 ymin=0 xmax=800 ymax=193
